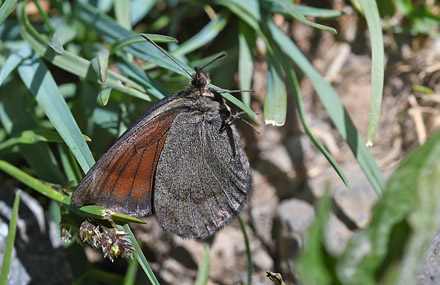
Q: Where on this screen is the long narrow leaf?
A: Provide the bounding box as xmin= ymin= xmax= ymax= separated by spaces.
xmin=0 ymin=191 xmax=20 ymax=285
xmin=123 ymin=258 xmax=138 ymax=285
xmin=266 ymin=3 xmax=345 ymax=19
xmin=0 ymin=0 xmax=16 ymax=27
xmin=115 ymin=54 xmax=167 ymax=100
xmin=238 ymin=215 xmax=253 ymax=285
xmin=264 ymin=54 xmax=286 ymax=126
xmin=281 ymin=58 xmax=348 ymax=187
xmin=270 ymin=0 xmax=337 ymax=34
xmin=17 ymin=53 xmax=95 ymax=173
xmin=238 ymin=20 xmax=254 ymax=107
xmin=195 ymin=245 xmax=210 ymax=285
xmin=171 ymin=12 xmax=229 ymax=57
xmin=358 ymin=0 xmax=384 ymax=145
xmin=123 ymin=224 xmax=160 ymax=285
xmin=90 ymin=44 xmax=110 ymax=83
xmin=0 ymin=45 xmax=33 ymax=86
xmin=0 ymin=129 xmax=90 ymax=151
xmin=130 ymin=0 xmax=157 ymax=26
xmin=114 ymin=0 xmax=131 ymax=30
xmin=58 ymin=144 xmax=82 ymax=185
xmin=214 ymin=0 xmax=261 ymax=31
xmin=110 ymin=34 xmax=177 ymax=54
xmin=0 ymin=159 xmax=66 ymax=202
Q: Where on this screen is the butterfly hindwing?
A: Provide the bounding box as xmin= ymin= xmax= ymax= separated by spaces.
xmin=154 ymin=103 xmax=252 ymax=239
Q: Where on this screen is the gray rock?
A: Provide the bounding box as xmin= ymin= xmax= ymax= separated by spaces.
xmin=418 ymin=227 xmax=440 ymax=284
xmin=275 ymin=198 xmax=315 ymax=283
xmin=0 ymin=184 xmax=73 ymax=284
xmin=250 ymin=170 xmax=279 ymax=247
xmin=277 ymin=199 xmax=315 ymax=235
xmin=324 ymin=214 xmax=353 ymax=256
xmin=210 ymin=225 xmax=248 ymax=284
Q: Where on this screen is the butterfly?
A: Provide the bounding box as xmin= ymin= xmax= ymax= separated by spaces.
xmin=71 ymin=34 xmax=252 ymax=239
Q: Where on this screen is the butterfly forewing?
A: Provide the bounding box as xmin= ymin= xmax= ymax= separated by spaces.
xmin=71 ymin=96 xmax=189 ymax=216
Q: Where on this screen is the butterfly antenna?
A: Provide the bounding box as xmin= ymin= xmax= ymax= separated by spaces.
xmin=201 ymin=53 xmax=227 ymax=69
xmin=141 ymin=34 xmax=193 ymax=78
xmin=213 ymin=87 xmax=254 ymax=93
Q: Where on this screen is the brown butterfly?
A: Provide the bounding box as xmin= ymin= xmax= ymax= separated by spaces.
xmin=71 ymin=34 xmax=252 ymax=239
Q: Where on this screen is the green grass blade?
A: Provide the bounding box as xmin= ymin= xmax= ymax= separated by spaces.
xmin=238 ymin=215 xmax=253 ymax=285
xmin=49 ymin=33 xmax=65 ymax=54
xmin=295 ymin=5 xmax=345 ymax=18
xmin=31 ymin=0 xmax=54 ymax=33
xmin=171 ymin=12 xmax=229 ymax=57
xmin=238 ymin=20 xmax=254 ymax=107
xmin=270 ymin=0 xmax=337 ymax=34
xmin=337 ymin=131 xmax=440 ymax=284
xmin=214 ymin=0 xmax=261 ymax=31
xmin=268 ymin=22 xmax=384 ymax=195
xmin=264 ymin=2 xmax=345 ymax=18
xmin=17 ymin=53 xmax=95 ymax=173
xmin=114 ymin=0 xmax=131 ymax=30
xmin=130 ymin=0 xmax=157 ymax=25
xmin=0 ymin=190 xmax=20 ymax=285
xmin=358 ymin=0 xmax=384 ymax=145
xmin=58 ymin=144 xmax=82 ymax=185
xmin=195 ymin=244 xmax=210 ymax=285
xmin=110 ymin=34 xmax=178 ymax=54
xmin=69 ymin=204 xmax=145 ymax=224
xmin=0 ymin=129 xmax=90 ymax=151
xmin=0 ymin=0 xmax=17 ymax=27
xmin=91 ymin=45 xmax=110 ymax=83
xmin=0 ymin=46 xmax=32 ymax=86
xmin=264 ymin=53 xmax=286 ymax=126
xmin=114 ymin=54 xmax=167 ymax=99
xmin=97 ymin=87 xmax=112 ymax=106
xmin=211 ymin=84 xmax=257 ymax=118
xmin=123 ymin=258 xmax=138 ymax=285
xmin=123 ymin=224 xmax=160 ymax=285
xmin=0 ymin=159 xmax=66 ymax=202
xmin=282 ymin=60 xmax=349 ymax=187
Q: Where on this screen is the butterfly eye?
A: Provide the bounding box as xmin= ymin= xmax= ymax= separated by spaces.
xmin=191 ymin=69 xmax=209 ymax=88
xmin=198 ymin=76 xmax=207 ymax=86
